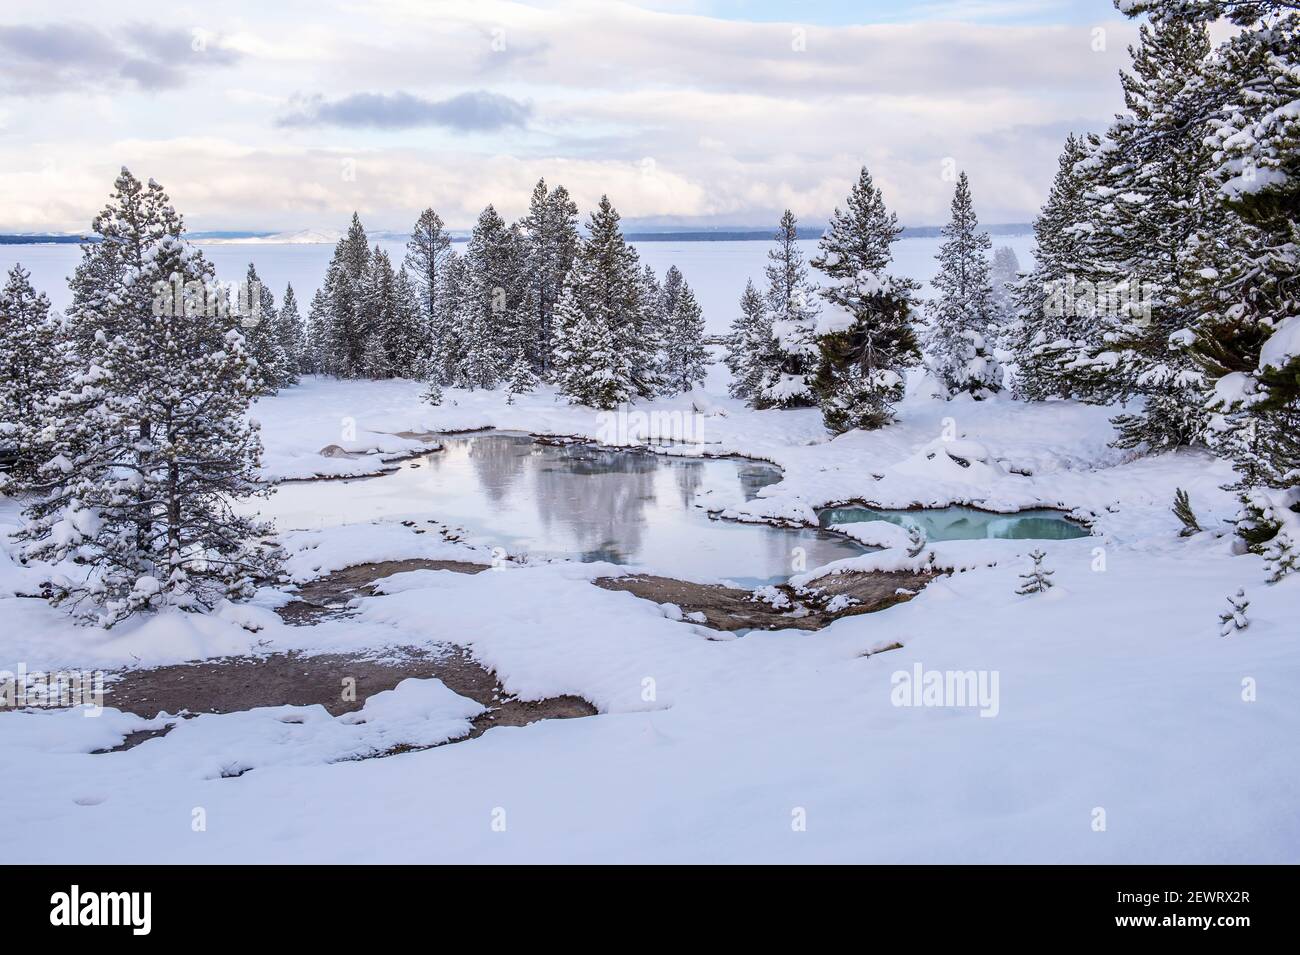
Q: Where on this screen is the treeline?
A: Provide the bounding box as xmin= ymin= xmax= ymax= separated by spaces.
xmin=722 ymin=167 xmax=1009 ymax=433
xmin=296 ymin=182 xmax=709 ymax=405
xmin=0 ymin=172 xmax=711 ymax=624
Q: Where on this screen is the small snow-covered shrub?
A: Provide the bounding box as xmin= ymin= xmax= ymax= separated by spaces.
xmin=1218 ymin=589 xmax=1250 ymax=637
xmin=1016 ymin=549 xmax=1054 ymax=596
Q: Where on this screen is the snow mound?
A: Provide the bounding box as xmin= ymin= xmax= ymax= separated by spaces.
xmin=829 ymin=520 xmax=910 ymax=549
xmin=890 ymin=438 xmax=1008 ymax=484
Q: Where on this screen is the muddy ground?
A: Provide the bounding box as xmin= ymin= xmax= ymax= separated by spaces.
xmin=94 ymin=557 xmax=928 ymax=756
xmin=102 ymin=644 xmax=595 ymax=753
xmin=593 ymin=569 xmax=935 ymax=632
xmin=277 ymin=558 xmax=489 ymax=625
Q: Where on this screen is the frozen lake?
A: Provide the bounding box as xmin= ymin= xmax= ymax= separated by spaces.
xmin=251 ymin=432 xmax=866 ymax=586
xmin=1 ymin=233 xmax=1035 ymax=336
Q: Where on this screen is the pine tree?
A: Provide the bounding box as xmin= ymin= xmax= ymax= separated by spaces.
xmin=318 ymin=214 xmax=372 ymax=378
xmin=275 ymin=283 xmax=303 ymax=386
xmin=725 ymin=280 xmax=774 ymax=401
xmin=550 ymin=196 xmax=645 ymax=408
xmin=389 ymin=267 xmax=426 ymax=378
xmin=1075 ymin=18 xmax=1220 ymax=450
xmin=519 ymin=179 xmax=579 ymax=375
xmin=505 ymin=351 xmax=538 ymax=404
xmin=19 ymin=169 xmax=279 ymax=627
xmin=1172 ymin=487 xmax=1202 ymax=536
xmin=1008 ymin=133 xmax=1094 ymax=400
xmin=1129 ymin=1 xmax=1300 ymax=567
xmin=810 ymin=167 xmax=920 ymax=432
xmin=756 ymin=210 xmax=820 ymax=408
xmin=551 ymin=289 xmax=628 ymax=409
xmin=926 ymin=172 xmax=1001 ymax=397
xmin=422 ymin=378 xmax=443 ymax=407
xmin=635 ymin=264 xmax=668 ymax=396
xmin=359 ymin=247 xmax=397 ymax=379
xmin=989 ymin=246 xmax=1021 ymax=325
xmin=240 ymin=262 xmax=288 ymax=393
xmin=0 ymin=264 xmax=68 ymax=484
xmin=659 ymin=271 xmax=710 ymax=394
xmin=302 ymin=286 xmax=330 ymax=376
xmin=460 ymin=205 xmax=517 ymax=389
xmin=404 ymin=208 xmax=452 ymax=376
xmin=433 ymin=251 xmax=470 ymax=387
xmin=1218 ymin=588 xmax=1250 ymax=636
xmin=1016 ymin=549 xmax=1055 ymax=595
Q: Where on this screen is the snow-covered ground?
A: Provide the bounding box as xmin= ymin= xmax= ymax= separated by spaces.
xmin=2 ymin=373 xmax=1297 ymax=863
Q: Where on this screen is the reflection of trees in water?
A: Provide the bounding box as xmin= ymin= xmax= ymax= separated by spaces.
xmin=466 ymin=434 xmax=531 ymax=505
xmin=670 ymin=459 xmax=705 ymax=509
xmin=735 ymin=461 xmax=782 ymax=502
xmin=531 ymin=444 xmax=659 ymax=562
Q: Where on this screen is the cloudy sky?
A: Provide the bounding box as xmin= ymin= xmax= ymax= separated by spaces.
xmin=0 ymin=0 xmax=1144 ymax=233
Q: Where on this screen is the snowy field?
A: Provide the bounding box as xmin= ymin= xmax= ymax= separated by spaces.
xmin=2 ymin=369 xmax=1298 ymax=864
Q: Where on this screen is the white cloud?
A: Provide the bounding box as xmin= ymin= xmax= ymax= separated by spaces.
xmin=0 ymin=0 xmax=1137 ymax=231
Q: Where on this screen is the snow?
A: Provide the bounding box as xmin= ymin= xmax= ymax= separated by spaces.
xmin=2 ymin=363 xmax=1298 ymax=863
xmin=1259 ymin=314 xmax=1300 ymax=372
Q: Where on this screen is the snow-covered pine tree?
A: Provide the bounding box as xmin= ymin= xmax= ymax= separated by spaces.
xmin=1016 ymin=549 xmax=1055 ymax=595
xmin=1066 ymin=17 xmax=1220 ymax=450
xmin=1008 ymin=133 xmax=1094 ymax=400
xmin=925 ymin=172 xmax=1001 ymax=398
xmin=359 ymin=246 xmax=397 ymax=379
xmin=19 ymin=168 xmax=278 ymax=626
xmin=301 ymin=286 xmax=330 ymax=375
xmin=240 ymin=262 xmax=288 ymax=394
xmin=319 ymin=214 xmax=372 ymax=378
xmin=389 ymin=267 xmax=425 ymax=378
xmin=725 ymin=280 xmax=774 ymax=401
xmin=989 ymin=246 xmax=1021 ymax=325
xmin=404 ymin=208 xmax=452 ymax=376
xmin=1167 ymin=0 xmax=1300 ymax=574
xmin=460 ymin=205 xmax=517 ymax=390
xmin=422 ymin=378 xmax=444 ymax=407
xmin=810 ymin=167 xmax=921 ymax=432
xmin=505 ymin=350 xmax=538 ymax=404
xmin=550 ymin=196 xmax=644 ymax=408
xmin=634 ymin=264 xmax=668 ymax=397
xmin=659 ymin=273 xmax=710 ymax=394
xmin=0 ymin=264 xmax=68 ymax=484
xmin=756 ymin=210 xmax=820 ymax=408
xmin=274 ymin=283 xmax=303 ymax=386
xmin=518 ymin=179 xmax=579 ymax=375
xmin=359 ymin=250 xmax=423 ymax=379
xmin=433 ymin=251 xmax=470 ymax=387
xmin=1218 ymin=588 xmax=1250 ymax=636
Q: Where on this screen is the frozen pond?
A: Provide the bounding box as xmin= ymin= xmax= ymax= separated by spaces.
xmin=818 ymin=504 xmax=1090 ymax=541
xmin=257 ymin=432 xmax=866 ymax=585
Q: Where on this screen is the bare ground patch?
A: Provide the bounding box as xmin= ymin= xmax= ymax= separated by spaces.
xmin=593 ymin=569 xmax=935 ymax=632
xmin=99 ymin=645 xmax=595 ymax=753
xmin=278 ymin=558 xmax=488 ymax=626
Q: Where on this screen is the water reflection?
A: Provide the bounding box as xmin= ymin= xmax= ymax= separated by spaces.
xmin=256 ymin=432 xmax=866 ymax=585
